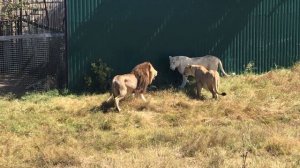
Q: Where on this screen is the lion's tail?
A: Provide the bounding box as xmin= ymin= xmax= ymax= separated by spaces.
xmin=214 ymin=73 xmax=226 ymax=97
xmin=111 ymin=77 xmax=120 ymax=97
xmin=218 ymin=59 xmax=229 ymax=77
xmin=106 ymin=79 xmax=118 ymax=103
xmin=217 ymin=92 xmax=227 ymax=96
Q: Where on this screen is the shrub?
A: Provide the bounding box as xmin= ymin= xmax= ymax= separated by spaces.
xmin=244 ymin=61 xmax=256 ymax=74
xmin=84 ymin=59 xmax=113 ymax=92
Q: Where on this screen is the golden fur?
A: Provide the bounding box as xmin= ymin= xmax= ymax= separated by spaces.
xmin=169 ymin=55 xmax=229 ymax=88
xmin=183 ymin=64 xmax=226 ymax=99
xmin=106 ymin=62 xmax=158 ymax=111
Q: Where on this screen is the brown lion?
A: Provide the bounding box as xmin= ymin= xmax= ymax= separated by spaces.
xmin=106 ymin=62 xmax=158 ymax=111
xmin=183 ymin=64 xmax=226 ymax=99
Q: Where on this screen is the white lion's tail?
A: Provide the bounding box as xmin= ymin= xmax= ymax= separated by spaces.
xmin=218 ymin=60 xmax=229 ymax=77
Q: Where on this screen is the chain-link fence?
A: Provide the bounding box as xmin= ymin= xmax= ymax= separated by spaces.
xmin=0 ymin=0 xmax=66 ymax=94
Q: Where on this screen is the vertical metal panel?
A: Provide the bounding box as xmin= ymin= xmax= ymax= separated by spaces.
xmin=67 ymin=0 xmax=300 ymax=90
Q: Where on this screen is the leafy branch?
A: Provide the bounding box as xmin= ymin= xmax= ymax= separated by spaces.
xmin=1 ymin=0 xmax=29 ymax=20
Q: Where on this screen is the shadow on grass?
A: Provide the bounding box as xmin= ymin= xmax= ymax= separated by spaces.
xmin=90 ymin=100 xmax=117 ymax=113
xmin=135 ymin=101 xmax=163 ymax=113
xmin=177 ymin=81 xmax=208 ymax=100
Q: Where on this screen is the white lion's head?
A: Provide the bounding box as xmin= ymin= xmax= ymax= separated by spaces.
xmin=169 ymin=56 xmax=180 ymax=71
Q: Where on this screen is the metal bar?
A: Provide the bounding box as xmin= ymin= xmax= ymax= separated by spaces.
xmin=0 ymin=33 xmax=64 ymax=41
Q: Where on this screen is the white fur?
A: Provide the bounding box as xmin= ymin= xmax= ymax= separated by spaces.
xmin=169 ymin=55 xmax=229 ymax=88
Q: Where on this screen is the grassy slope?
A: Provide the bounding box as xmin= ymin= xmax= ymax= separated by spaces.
xmin=0 ymin=63 xmax=300 ymax=168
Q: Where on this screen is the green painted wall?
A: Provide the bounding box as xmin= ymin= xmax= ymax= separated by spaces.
xmin=67 ymin=0 xmax=300 ymax=90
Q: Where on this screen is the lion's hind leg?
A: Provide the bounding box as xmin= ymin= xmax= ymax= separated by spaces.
xmin=212 ymin=91 xmax=218 ymax=99
xmin=196 ymin=82 xmax=203 ymax=99
xmin=140 ymin=94 xmax=147 ymax=102
xmin=115 ymin=95 xmax=125 ymax=112
xmin=208 ymin=84 xmax=218 ymax=99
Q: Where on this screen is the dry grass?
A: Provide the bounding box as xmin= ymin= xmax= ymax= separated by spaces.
xmin=0 ymin=63 xmax=300 ymax=167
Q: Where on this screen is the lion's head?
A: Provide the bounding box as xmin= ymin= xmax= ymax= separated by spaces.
xmin=183 ymin=64 xmax=202 ymax=77
xmin=131 ymin=62 xmax=158 ymax=93
xmin=169 ymin=56 xmax=180 ymax=71
xmin=183 ymin=65 xmax=194 ymax=77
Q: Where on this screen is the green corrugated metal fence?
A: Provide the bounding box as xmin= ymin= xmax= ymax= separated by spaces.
xmin=67 ymin=0 xmax=300 ymax=90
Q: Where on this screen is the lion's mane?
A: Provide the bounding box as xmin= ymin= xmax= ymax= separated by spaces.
xmin=131 ymin=62 xmax=154 ymax=93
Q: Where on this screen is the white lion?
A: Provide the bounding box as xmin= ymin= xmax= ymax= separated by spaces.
xmin=169 ymin=55 xmax=229 ymax=88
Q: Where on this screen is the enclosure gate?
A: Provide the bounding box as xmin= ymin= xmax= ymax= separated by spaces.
xmin=0 ymin=0 xmax=66 ymax=94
